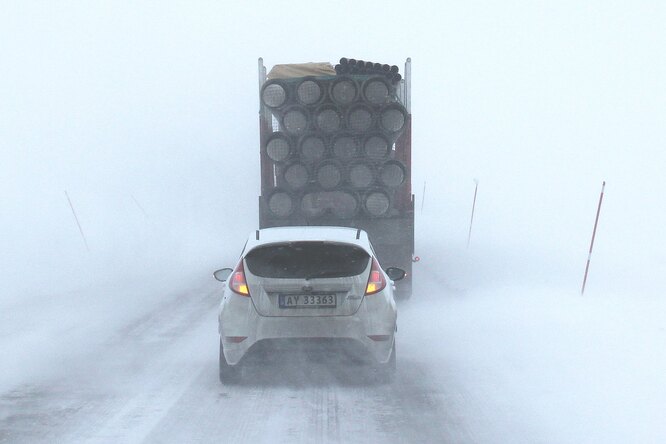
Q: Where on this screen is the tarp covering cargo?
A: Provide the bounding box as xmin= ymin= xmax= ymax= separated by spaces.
xmin=267 ymin=62 xmax=336 ymax=79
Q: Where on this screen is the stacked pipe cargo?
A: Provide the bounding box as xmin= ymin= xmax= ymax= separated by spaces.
xmin=334 ymin=57 xmax=402 ymax=84
xmin=259 ymin=58 xmax=410 ymax=221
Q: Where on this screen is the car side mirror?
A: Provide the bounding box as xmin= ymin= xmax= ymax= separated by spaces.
xmin=385 ymin=267 xmax=406 ymax=281
xmin=213 ymin=268 xmax=233 ymax=282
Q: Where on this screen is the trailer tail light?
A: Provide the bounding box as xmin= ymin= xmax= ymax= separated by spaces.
xmin=224 ymin=336 xmax=248 ymax=343
xmin=229 ymin=261 xmax=250 ymax=296
xmin=365 ymin=258 xmax=386 ymax=295
xmin=367 ymin=335 xmax=391 ymax=341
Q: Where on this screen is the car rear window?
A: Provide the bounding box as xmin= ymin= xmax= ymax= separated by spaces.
xmin=244 ymin=242 xmax=370 ymax=279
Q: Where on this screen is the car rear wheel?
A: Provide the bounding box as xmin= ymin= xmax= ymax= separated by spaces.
xmin=374 ymin=340 xmax=396 ymax=383
xmin=219 ymin=339 xmax=242 ymax=384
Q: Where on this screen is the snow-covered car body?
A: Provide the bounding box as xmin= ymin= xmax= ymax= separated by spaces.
xmin=215 ymin=226 xmax=402 ymax=379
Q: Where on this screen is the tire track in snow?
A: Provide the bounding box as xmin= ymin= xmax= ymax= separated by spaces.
xmin=1 ymin=275 xmax=478 ymax=443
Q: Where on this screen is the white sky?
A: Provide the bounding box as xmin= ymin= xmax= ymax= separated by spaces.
xmin=1 ymin=1 xmax=665 ymax=297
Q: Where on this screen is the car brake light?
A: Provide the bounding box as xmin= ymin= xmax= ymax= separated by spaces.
xmin=229 ymin=261 xmax=250 ymax=296
xmin=365 ymin=258 xmax=386 ymax=295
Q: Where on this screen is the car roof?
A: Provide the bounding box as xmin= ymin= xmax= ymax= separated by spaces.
xmin=244 ymin=226 xmax=372 ymax=253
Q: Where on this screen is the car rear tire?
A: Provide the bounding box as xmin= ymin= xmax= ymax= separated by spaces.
xmin=219 ymin=339 xmax=242 ymax=384
xmin=375 ymin=340 xmax=396 ymax=383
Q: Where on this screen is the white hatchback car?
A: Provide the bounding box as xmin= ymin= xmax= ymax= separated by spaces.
xmin=214 ymin=226 xmax=406 ymax=383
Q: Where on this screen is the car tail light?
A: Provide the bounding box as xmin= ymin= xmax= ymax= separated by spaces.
xmin=365 ymin=258 xmax=386 ymax=295
xmin=229 ymin=261 xmax=250 ymax=296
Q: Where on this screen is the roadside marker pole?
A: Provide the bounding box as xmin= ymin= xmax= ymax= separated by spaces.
xmin=581 ymin=181 xmax=606 ymax=295
xmin=467 ymin=179 xmax=479 ymax=248
xmin=131 ymin=194 xmax=150 ymax=220
xmin=65 ymin=190 xmax=90 ymax=253
xmin=421 ymin=181 xmax=426 ymax=214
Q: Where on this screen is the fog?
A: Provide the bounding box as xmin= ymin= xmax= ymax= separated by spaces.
xmin=1 ymin=1 xmax=665 ymax=442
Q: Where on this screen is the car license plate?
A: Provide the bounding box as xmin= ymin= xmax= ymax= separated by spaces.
xmin=279 ymin=294 xmax=336 ymax=308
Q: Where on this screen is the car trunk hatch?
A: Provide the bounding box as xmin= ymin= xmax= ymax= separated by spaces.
xmin=243 ymin=241 xmax=370 ymax=317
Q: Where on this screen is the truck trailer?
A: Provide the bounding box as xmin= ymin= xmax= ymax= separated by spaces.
xmin=256 ymin=57 xmax=414 ymax=298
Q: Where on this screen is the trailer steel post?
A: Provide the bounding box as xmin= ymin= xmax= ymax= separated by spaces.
xmin=404 ymin=57 xmax=411 ymax=113
xmin=257 ymin=58 xmax=264 ymax=105
xmin=581 ymin=181 xmax=606 ymax=295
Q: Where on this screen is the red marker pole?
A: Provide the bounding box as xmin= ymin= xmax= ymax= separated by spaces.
xmin=581 ymin=181 xmax=606 ymax=294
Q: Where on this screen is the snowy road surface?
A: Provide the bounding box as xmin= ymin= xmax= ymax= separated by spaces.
xmin=0 ymin=285 xmax=466 ymax=442
xmin=1 ymin=261 xmax=665 ymax=443
xmin=0 ymin=280 xmax=469 ymax=443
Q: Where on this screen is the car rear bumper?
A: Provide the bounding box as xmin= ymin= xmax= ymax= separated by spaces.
xmin=219 ymin=295 xmax=396 ymax=365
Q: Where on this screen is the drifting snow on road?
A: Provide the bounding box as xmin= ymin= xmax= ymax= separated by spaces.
xmin=2 ymin=254 xmax=665 ymax=443
xmin=0 ymin=279 xmax=465 ymax=444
